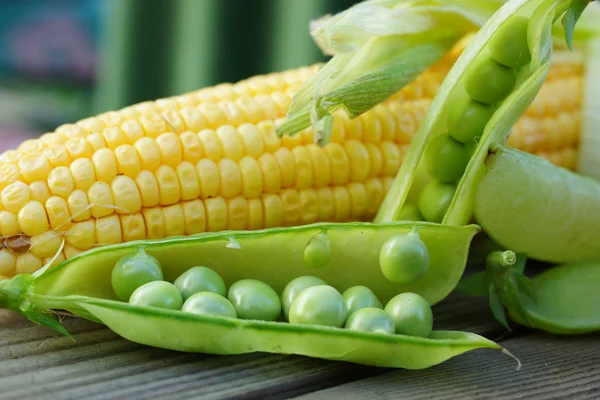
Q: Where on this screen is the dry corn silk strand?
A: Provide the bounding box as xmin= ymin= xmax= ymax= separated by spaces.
xmin=0 ymin=34 xmax=586 ymax=278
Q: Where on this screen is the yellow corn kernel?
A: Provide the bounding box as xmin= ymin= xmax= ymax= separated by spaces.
xmin=365 ymin=178 xmax=384 ymax=215
xmin=65 ymin=220 xmax=96 ymax=250
xmin=86 ymin=132 xmax=106 ymax=151
xmin=156 ymin=98 xmax=180 ymax=111
xmin=67 ymin=189 xmax=92 ymax=222
xmin=156 ymin=132 xmax=183 ymax=167
xmin=299 ymin=189 xmax=319 ymax=225
xmin=115 ymin=144 xmax=142 ymax=177
xmin=258 ymin=153 xmax=281 ymax=193
xmin=87 ymin=181 xmax=115 ymax=218
xmin=70 ymin=158 xmax=96 ymax=190
xmin=306 ymin=144 xmax=330 ymax=188
xmin=380 ymin=141 xmax=402 ymax=176
xmin=345 ymin=140 xmax=370 ymax=182
xmin=218 ymin=159 xmax=242 ymax=198
xmin=0 ymin=164 xmax=20 ymax=192
xmin=247 ymin=197 xmax=263 ymax=230
xmin=156 ymin=165 xmax=181 ymax=206
xmin=30 ymin=181 xmax=50 ymax=204
xmin=121 ymin=213 xmax=146 ymax=242
xmin=45 ymin=196 xmax=72 ymax=231
xmin=162 ymin=110 xmax=185 ymax=133
xmin=281 ymin=188 xmax=302 ymax=227
xmin=0 ymin=150 xmax=19 ymax=164
xmin=111 ymin=175 xmax=142 ymax=214
xmin=18 ymin=200 xmax=50 ymax=236
xmin=142 ymin=207 xmax=166 ymax=239
xmin=236 ymin=97 xmax=266 ymax=125
xmin=92 ymin=148 xmax=118 ymax=183
xmin=205 ymin=197 xmax=227 ymax=232
xmin=329 ymin=117 xmax=346 ymax=143
xmin=140 ymin=113 xmax=167 ymax=138
xmin=133 ymin=171 xmax=159 ymax=208
xmin=199 ymin=102 xmax=227 ymax=127
xmin=236 ymin=158 xmax=261 ymax=198
xmin=18 ymin=153 xmax=51 ymax=183
xmin=100 ymin=111 xmax=123 ymax=127
xmin=77 ymin=116 xmax=105 ymax=133
xmin=292 ymin=146 xmax=313 ymax=190
xmin=30 ymin=231 xmax=63 ymax=258
xmin=281 ymin=128 xmax=303 ymax=149
xmin=65 ymin=137 xmax=92 ymax=160
xmin=360 ymin=112 xmax=382 ymax=143
xmin=16 ymin=253 xmax=42 ymax=274
xmin=227 ymin=197 xmax=248 ymax=230
xmin=179 ymin=107 xmax=207 ymax=132
xmin=376 ymin=104 xmax=397 ymax=142
xmin=121 ymin=120 xmax=145 ymax=143
xmin=274 ymin=147 xmax=295 ymax=188
xmin=63 ymin=243 xmax=82 ymax=259
xmin=177 ymin=162 xmax=200 ymax=201
xmin=2 ymin=182 xmax=31 ymax=213
xmin=316 ymin=187 xmax=334 ymax=222
xmin=43 ymin=144 xmax=71 ymax=168
xmin=262 ymin=193 xmax=284 ymax=228
xmin=57 ymin=124 xmax=87 ymax=139
xmin=217 ymin=125 xmax=244 ymax=161
xmin=254 ymin=94 xmax=279 ymax=120
xmin=18 ymin=139 xmax=44 ymax=154
xmin=183 ymin=200 xmax=206 ymax=235
xmin=324 ymin=143 xmax=350 ymax=185
xmin=0 ymin=249 xmax=16 ymax=276
xmin=96 ymin=214 xmax=122 ymax=245
xmin=163 ymin=204 xmax=185 ymax=236
xmin=134 ymin=137 xmax=162 ymax=172
xmin=333 ymin=186 xmax=350 ymax=221
xmin=180 ymin=130 xmax=204 ymax=164
xmin=365 ymin=143 xmax=383 ymax=178
xmin=258 ymin=121 xmax=280 ymax=153
xmin=198 ymin=129 xmax=223 ymax=162
xmin=47 ymin=166 xmax=75 ymax=198
xmin=219 ymin=100 xmax=245 ymax=127
xmin=0 ymin=211 xmax=19 ymax=236
xmin=196 ymin=159 xmax=220 ymax=198
xmin=342 ymin=114 xmax=363 ymax=141
xmin=42 ymin=252 xmax=65 ymax=269
xmin=39 ymin=133 xmax=63 ymax=147
xmin=348 ymin=182 xmax=367 ymax=217
xmin=382 ymin=177 xmax=395 ymax=195
xmin=271 ymin=92 xmax=292 ymax=114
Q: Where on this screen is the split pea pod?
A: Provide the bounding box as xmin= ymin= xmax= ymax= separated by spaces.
xmin=0 ymin=221 xmax=517 ymax=369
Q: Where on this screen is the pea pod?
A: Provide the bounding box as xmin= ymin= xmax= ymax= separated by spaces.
xmin=0 ymin=221 xmax=519 ymax=369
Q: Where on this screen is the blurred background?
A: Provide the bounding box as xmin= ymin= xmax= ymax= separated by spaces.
xmin=0 ymin=0 xmax=358 ymax=152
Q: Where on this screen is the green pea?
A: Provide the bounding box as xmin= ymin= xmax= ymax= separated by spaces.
xmin=447 ymin=97 xmax=495 ymax=144
xmin=396 ymin=204 xmax=422 ymax=222
xmin=344 ymin=308 xmax=395 ymax=334
xmin=379 ymin=232 xmax=429 ymax=284
xmin=289 ymin=285 xmax=347 ymax=328
xmin=464 ymin=55 xmax=517 ymax=104
xmin=417 ymin=181 xmax=456 ymax=223
xmin=227 ymin=279 xmax=281 ymax=321
xmin=342 ymin=285 xmax=382 ymax=315
xmin=303 ymin=232 xmax=331 ymax=268
xmin=489 ymin=16 xmax=531 ymax=68
xmin=385 ymin=292 xmax=433 ymax=338
xmin=173 ymin=266 xmax=226 ymax=300
xmin=423 ymin=133 xmax=470 ymax=182
xmin=181 ymin=292 xmax=237 ymax=318
xmin=281 ymin=275 xmax=327 ymax=320
xmin=129 ymin=281 xmax=183 ymax=310
xmin=111 ymin=247 xmax=163 ymax=301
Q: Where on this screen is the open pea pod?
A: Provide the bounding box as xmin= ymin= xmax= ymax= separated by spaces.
xmin=0 ymin=221 xmax=517 ymax=369
xmin=374 ymin=0 xmax=597 ymax=227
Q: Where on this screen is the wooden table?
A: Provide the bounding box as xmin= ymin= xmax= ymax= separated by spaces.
xmin=1 ymin=291 xmax=599 ymax=399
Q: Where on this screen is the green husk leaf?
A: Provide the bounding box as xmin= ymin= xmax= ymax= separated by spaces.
xmin=562 ymin=0 xmax=594 ymax=49
xmin=455 ymin=271 xmax=488 ymax=297
xmin=489 ymin=284 xmax=511 ymax=330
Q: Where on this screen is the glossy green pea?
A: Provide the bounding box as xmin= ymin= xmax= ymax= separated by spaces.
xmin=385 ymin=292 xmax=433 ymax=338
xmin=342 ymin=285 xmax=382 ymax=315
xmin=289 ymin=285 xmax=348 ymax=328
xmin=303 ymin=233 xmax=331 ymax=268
xmin=227 ymin=279 xmax=281 ymax=321
xmin=447 ymin=97 xmax=495 ymax=144
xmin=423 ymin=133 xmax=470 ymax=182
xmin=181 ymin=292 xmax=237 ymax=318
xmin=344 ymin=307 xmax=395 ymax=334
xmin=417 ymin=181 xmax=456 ymax=223
xmin=489 ymin=16 xmax=531 ymax=68
xmin=396 ymin=204 xmax=422 ymax=221
xmin=111 ymin=248 xmax=163 ymax=301
xmin=129 ymin=281 xmax=183 ymax=310
xmin=379 ymin=232 xmax=429 ymax=284
xmin=281 ymin=276 xmax=327 ymax=320
xmin=464 ymin=55 xmax=517 ymax=104
xmin=173 ymin=266 xmax=226 ymax=300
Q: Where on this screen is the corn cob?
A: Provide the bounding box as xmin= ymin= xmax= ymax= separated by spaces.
xmin=0 ymin=41 xmax=583 ymax=278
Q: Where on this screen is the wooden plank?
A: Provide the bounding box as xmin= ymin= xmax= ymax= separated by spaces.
xmin=293 ymin=332 xmax=600 ymax=400
xmin=0 ymin=292 xmax=501 ymax=400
